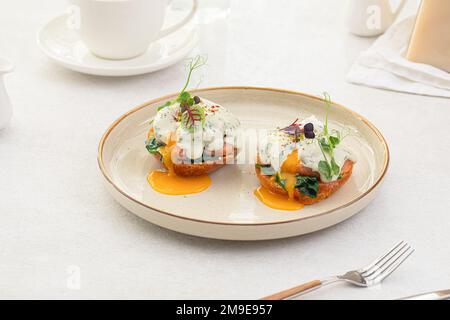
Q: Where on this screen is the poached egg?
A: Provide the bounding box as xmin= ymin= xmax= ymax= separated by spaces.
xmin=147 ymin=98 xmax=240 ymax=195
xmin=255 ymin=116 xmax=355 ymax=210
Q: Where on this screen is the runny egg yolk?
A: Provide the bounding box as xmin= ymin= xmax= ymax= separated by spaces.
xmin=254 ymin=187 xmax=304 ymax=211
xmin=280 ymin=150 xmax=300 ymax=200
xmin=147 ymin=134 xmax=211 ymax=196
xmin=255 ymin=149 xmax=304 ymax=211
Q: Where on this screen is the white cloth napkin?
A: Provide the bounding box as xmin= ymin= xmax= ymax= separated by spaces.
xmin=347 ymin=16 xmax=450 ymax=98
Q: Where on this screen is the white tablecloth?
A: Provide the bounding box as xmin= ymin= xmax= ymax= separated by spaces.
xmin=1 ymin=0 xmax=449 ymax=300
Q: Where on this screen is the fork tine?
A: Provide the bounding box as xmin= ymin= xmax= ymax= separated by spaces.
xmin=362 ymin=242 xmax=410 ymax=278
xmin=363 ymin=243 xmax=413 ymax=281
xmin=372 ymin=247 xmax=414 ymax=283
xmin=360 ymin=241 xmax=405 ymax=276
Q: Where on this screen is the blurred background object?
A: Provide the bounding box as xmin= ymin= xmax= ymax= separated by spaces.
xmin=195 ymin=0 xmax=231 ymax=24
xmin=0 ymin=58 xmax=13 ymax=130
xmin=406 ymin=0 xmax=450 ymax=72
xmin=37 ymin=0 xmax=198 ymax=76
xmin=346 ymin=0 xmax=406 ymax=37
xmin=71 ymin=0 xmax=195 ymax=60
xmin=347 ymin=0 xmax=450 ymax=98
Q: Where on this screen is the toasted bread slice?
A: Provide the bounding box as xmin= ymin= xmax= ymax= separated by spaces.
xmin=256 ymin=160 xmax=354 ymax=205
xmin=173 ymin=158 xmax=229 ymax=176
xmin=172 ymin=145 xmax=237 ymax=176
xmin=151 ymin=154 xmax=228 ymax=176
xmin=153 ymin=147 xmax=237 ymax=176
xmin=149 ymin=135 xmax=238 ymax=177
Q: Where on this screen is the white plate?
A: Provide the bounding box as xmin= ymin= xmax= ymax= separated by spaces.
xmin=98 ymin=87 xmax=389 ymax=240
xmin=37 ymin=14 xmax=198 ymax=77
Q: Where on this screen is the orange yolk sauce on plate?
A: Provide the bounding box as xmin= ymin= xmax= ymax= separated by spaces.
xmin=254 ymin=150 xmax=304 ymax=211
xmin=147 ymin=136 xmax=211 ymax=196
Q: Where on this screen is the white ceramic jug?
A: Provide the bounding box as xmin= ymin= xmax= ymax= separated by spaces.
xmin=0 ymin=58 xmax=13 ymax=130
xmin=346 ymin=0 xmax=406 ymax=37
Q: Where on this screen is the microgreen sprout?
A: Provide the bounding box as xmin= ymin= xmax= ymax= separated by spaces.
xmin=156 ymin=55 xmax=208 ymax=131
xmin=157 ymin=55 xmax=208 ymax=111
xmin=181 ymin=104 xmax=206 ymax=132
xmin=317 ymin=92 xmax=343 ymax=181
xmin=280 ymin=118 xmax=303 ymax=141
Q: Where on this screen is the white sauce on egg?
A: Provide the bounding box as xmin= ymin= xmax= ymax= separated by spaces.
xmin=151 ymin=98 xmax=241 ymax=161
xmin=298 ymin=140 xmax=354 ymax=182
xmin=257 ymin=116 xmax=356 ymax=182
xmin=152 ymin=105 xmax=179 ymax=144
xmin=258 ymin=130 xmax=296 ymax=172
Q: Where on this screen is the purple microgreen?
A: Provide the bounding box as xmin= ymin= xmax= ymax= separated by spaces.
xmin=280 ymin=118 xmax=303 ymax=141
xmin=181 ymin=104 xmax=205 ymax=132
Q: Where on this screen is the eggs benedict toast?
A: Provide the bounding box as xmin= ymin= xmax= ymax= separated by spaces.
xmin=145 ymin=56 xmax=240 ymax=195
xmin=255 ymin=94 xmax=355 ymax=210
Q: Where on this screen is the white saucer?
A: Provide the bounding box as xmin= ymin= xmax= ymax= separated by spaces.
xmin=37 ymin=14 xmax=198 ymax=77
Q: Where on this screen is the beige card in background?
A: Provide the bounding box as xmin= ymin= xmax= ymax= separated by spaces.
xmin=407 ymin=0 xmax=450 ymax=73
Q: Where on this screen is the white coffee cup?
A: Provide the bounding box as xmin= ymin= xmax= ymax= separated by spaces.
xmin=69 ymin=0 xmax=197 ymax=60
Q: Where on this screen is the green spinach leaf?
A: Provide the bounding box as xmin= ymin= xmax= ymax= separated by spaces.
xmin=256 ymin=164 xmax=276 ymax=176
xmin=145 ymin=137 xmax=164 ymax=155
xmin=295 ymin=175 xmax=319 ymax=198
xmin=275 ymin=174 xmax=286 ymax=190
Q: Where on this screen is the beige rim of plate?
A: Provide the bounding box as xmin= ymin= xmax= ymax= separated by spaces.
xmin=98 ymin=87 xmax=389 ymax=240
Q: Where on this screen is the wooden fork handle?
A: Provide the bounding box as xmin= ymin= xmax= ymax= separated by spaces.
xmin=261 ymin=280 xmax=322 ymax=300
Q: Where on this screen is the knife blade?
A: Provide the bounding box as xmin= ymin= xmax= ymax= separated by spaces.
xmin=400 ymin=289 xmax=450 ymax=300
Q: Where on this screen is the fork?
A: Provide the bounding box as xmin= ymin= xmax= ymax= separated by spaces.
xmin=262 ymin=241 xmax=414 ymax=300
